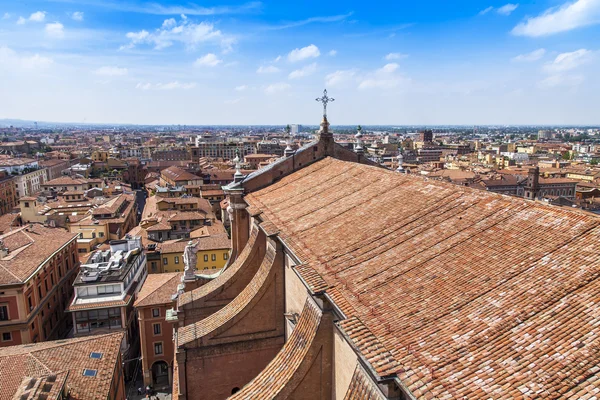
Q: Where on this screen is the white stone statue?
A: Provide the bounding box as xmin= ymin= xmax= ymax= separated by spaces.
xmin=183 ymin=240 xmax=198 ymax=280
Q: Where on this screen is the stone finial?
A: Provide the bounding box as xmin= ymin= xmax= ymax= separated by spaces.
xmin=284 ymin=124 xmax=294 ymax=157
xmin=233 ymin=149 xmax=244 ymax=183
xmin=355 ymin=125 xmax=364 ymax=155
xmin=396 ymin=151 xmax=404 ymax=173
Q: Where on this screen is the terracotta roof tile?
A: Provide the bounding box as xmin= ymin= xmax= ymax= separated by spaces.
xmin=245 ymin=157 xmax=600 ymax=399
xmin=228 ymin=298 xmax=322 ymax=399
xmin=344 ymin=363 xmax=386 ymax=400
xmin=0 ymin=225 xmax=78 ymax=285
xmin=134 ymin=272 xmax=182 ymax=308
xmin=0 ymin=333 xmax=123 ymax=400
xmin=178 ymin=243 xmax=276 ymax=347
xmin=178 ymin=228 xmax=259 ymax=307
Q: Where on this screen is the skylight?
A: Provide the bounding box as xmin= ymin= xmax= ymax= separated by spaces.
xmin=83 ymin=369 xmax=97 ymax=377
xmin=90 ymin=352 xmax=103 ymax=359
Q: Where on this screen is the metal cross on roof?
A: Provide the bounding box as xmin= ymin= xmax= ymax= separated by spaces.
xmin=315 ymin=89 xmax=334 ymax=118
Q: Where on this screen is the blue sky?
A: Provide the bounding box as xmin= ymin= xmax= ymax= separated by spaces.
xmin=1 ymin=0 xmax=599 ymax=125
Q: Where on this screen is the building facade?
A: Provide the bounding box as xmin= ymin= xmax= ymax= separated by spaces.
xmin=68 ymin=236 xmax=147 ymax=377
xmin=134 ymin=272 xmax=182 ymax=387
xmin=0 ymin=225 xmax=79 ymax=347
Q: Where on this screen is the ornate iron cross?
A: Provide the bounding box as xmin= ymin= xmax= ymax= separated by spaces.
xmin=315 ymin=89 xmax=335 ymax=117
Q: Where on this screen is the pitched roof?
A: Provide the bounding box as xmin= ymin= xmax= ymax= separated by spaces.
xmin=134 ymin=272 xmax=181 ymax=308
xmin=161 ymin=166 xmax=201 ymax=182
xmin=160 ymin=233 xmax=230 ymax=254
xmin=0 ymin=225 xmax=78 ymax=285
xmin=0 ymin=333 xmax=123 ymax=400
xmin=245 ymin=157 xmax=600 ymax=398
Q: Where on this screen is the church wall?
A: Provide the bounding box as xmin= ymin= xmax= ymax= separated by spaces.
xmin=333 ymin=327 xmax=359 ymax=400
xmin=184 ymin=337 xmax=283 ymax=399
xmin=284 ymin=253 xmax=310 ymax=338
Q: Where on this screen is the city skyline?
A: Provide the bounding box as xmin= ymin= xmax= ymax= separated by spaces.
xmin=1 ymin=0 xmax=600 ymax=125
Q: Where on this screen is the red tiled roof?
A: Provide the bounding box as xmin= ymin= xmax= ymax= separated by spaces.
xmin=178 ymin=228 xmax=260 ymax=307
xmin=0 ymin=225 xmax=78 ymax=285
xmin=343 ymin=364 xmax=386 ymax=400
xmin=228 ymin=298 xmax=322 ymax=399
xmin=178 ymin=243 xmax=275 ymax=347
xmin=0 ymin=333 xmax=123 ymax=400
xmin=134 ymin=272 xmax=181 ymax=308
xmin=245 ymin=157 xmax=600 ymax=398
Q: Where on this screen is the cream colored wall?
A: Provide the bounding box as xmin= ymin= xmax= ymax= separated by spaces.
xmin=333 ymin=327 xmax=359 ymax=400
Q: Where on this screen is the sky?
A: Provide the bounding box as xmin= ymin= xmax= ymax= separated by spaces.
xmin=1 ymin=0 xmax=600 ymax=125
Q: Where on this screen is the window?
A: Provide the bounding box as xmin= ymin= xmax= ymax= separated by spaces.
xmin=151 ymin=262 xmax=157 ymax=273
xmin=79 ymin=233 xmax=83 ymax=239
xmin=212 ymin=266 xmax=216 ymax=269
xmin=2 ymin=332 xmax=11 ymax=341
xmin=152 ymin=308 xmax=160 ymax=318
xmin=91 ymin=232 xmax=96 ymax=239
xmin=163 ymin=258 xmax=168 ymax=265
xmin=90 ymin=352 xmax=103 ymax=359
xmin=24 ymin=202 xmax=29 ymax=208
xmin=204 ymin=255 xmax=208 ymax=262
xmin=0 ymin=305 xmax=8 ymax=321
xmin=224 ymin=253 xmax=229 ymax=260
xmin=174 ymin=256 xmax=179 ymax=264
xmin=83 ymin=369 xmax=97 ymax=377
xmin=153 ymin=323 xmax=161 ymax=335
xmin=99 ymin=232 xmax=104 ymax=238
xmin=154 ymin=342 xmax=163 ymax=355
xmin=211 ymin=254 xmax=216 ymax=261
xmin=28 ymin=296 xmax=33 ymax=311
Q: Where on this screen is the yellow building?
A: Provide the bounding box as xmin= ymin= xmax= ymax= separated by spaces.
xmin=91 ymin=150 xmax=109 ymax=162
xmin=159 ymin=233 xmax=230 ymax=273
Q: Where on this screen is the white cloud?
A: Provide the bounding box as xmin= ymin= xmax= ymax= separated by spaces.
xmin=287 ymin=44 xmax=320 ymax=62
xmin=512 ymin=48 xmax=546 ymax=62
xmin=385 ymin=52 xmax=408 ymax=61
xmin=45 ymin=22 xmax=65 ymax=38
xmin=224 ymin=98 xmax=242 ymax=104
xmin=264 ymin=82 xmax=291 ymax=95
xmin=358 ymin=63 xmax=408 ymax=90
xmin=135 ymin=82 xmax=152 ymax=90
xmin=162 ymin=18 xmax=177 ymax=29
xmin=544 ymin=49 xmax=592 ymax=73
xmin=328 ymin=50 xmax=337 ymax=56
xmin=539 ymin=74 xmax=584 ymax=88
xmin=94 ymin=66 xmax=128 ymax=76
xmin=497 ymin=4 xmax=519 ymax=15
xmin=479 ymin=4 xmax=518 ymax=16
xmin=29 ymin=11 xmax=46 ymax=22
xmin=274 ymin=55 xmax=282 ymax=62
xmin=479 ymin=6 xmax=494 ymax=15
xmin=257 ymin=65 xmax=280 ymax=74
xmin=0 ymin=46 xmax=53 ymax=69
xmin=512 ymin=0 xmax=600 ymax=37
xmin=235 ymin=85 xmax=247 ymax=91
xmin=136 ymin=81 xmax=196 ymax=90
xmin=121 ymin=15 xmax=234 ymax=52
xmin=325 ymin=70 xmax=356 ymax=87
xmin=17 ymin=11 xmax=46 ymax=24
xmin=288 ymin=63 xmax=317 ymax=79
xmin=539 ymin=49 xmax=592 ymax=89
xmin=2 ymin=13 xmax=11 ymax=20
xmin=157 ymin=81 xmax=197 ymax=90
xmin=194 ymin=53 xmax=222 ymax=67
xmin=71 ymin=11 xmax=84 ymax=21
